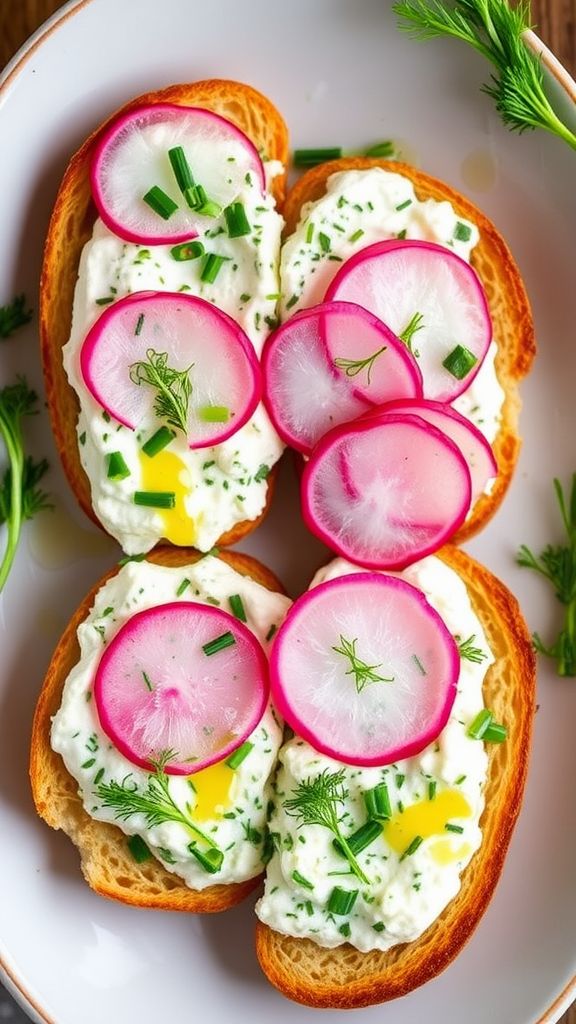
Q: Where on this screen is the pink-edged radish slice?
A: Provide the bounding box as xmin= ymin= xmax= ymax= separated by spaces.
xmin=301 ymin=413 xmax=472 ymax=569
xmin=80 ymin=291 xmax=261 ymax=448
xmin=363 ymin=399 xmax=497 ymax=505
xmin=261 ymin=301 xmax=422 ymax=454
xmin=91 ymin=103 xmax=265 ymax=245
xmin=94 ymin=601 xmax=269 ymax=775
xmin=270 ymin=573 xmax=459 ymax=766
xmin=325 ymin=239 xmax=492 ymax=402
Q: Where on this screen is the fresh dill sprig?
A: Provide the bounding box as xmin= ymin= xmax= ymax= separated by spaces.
xmin=0 ymin=377 xmax=52 ymax=591
xmin=398 ymin=311 xmax=424 ymax=357
xmin=332 ymin=634 xmax=394 ymax=693
xmin=96 ymin=752 xmax=222 ymax=852
xmin=0 ymin=294 xmax=32 ymax=339
xmin=518 ymin=474 xmax=576 ymax=676
xmin=129 ymin=348 xmax=193 ymax=434
xmin=333 ymin=344 xmax=388 ymax=386
xmin=455 ymin=633 xmax=487 ymax=664
xmin=283 ymin=769 xmax=370 ymax=883
xmin=394 ymin=0 xmax=576 ymax=152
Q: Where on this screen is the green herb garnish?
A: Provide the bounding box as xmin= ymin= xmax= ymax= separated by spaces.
xmin=141 ymin=426 xmax=175 ymax=458
xmin=198 ymin=405 xmax=230 ymax=423
xmin=200 ymin=254 xmax=229 ymax=284
xmin=225 ymin=741 xmax=254 ymax=770
xmin=364 ymin=782 xmax=392 ymax=820
xmin=443 ymin=343 xmax=477 ymax=380
xmin=202 ymin=630 xmax=236 ymax=656
xmin=293 ymin=140 xmax=397 ymax=167
xmin=332 ymin=635 xmax=394 ymax=694
xmin=127 ymin=834 xmax=153 ymax=863
xmin=456 ymin=634 xmax=487 ymax=663
xmin=224 ymin=202 xmax=251 ymax=238
xmin=170 ymin=241 xmax=205 ymax=262
xmin=0 ymin=294 xmax=32 ymax=338
xmin=327 ymin=886 xmax=358 ymax=914
xmin=283 ymin=769 xmax=370 ymax=883
xmin=133 ymin=491 xmax=176 ymax=509
xmin=398 ymin=311 xmax=424 ymax=355
xmin=333 ymin=345 xmax=387 ymax=386
xmin=143 ymin=186 xmax=178 ymax=220
xmin=129 ymin=348 xmax=192 ymax=434
xmin=106 ymin=451 xmax=130 ymax=481
xmin=168 ymin=146 xmax=195 ymax=196
xmin=228 ymin=593 xmax=247 ymax=622
xmin=394 ymin=0 xmax=576 ymax=151
xmin=333 ymin=819 xmax=382 ymax=857
xmin=518 ymin=475 xmax=576 ymax=675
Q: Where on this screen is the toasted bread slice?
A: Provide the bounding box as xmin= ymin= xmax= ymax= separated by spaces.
xmin=40 ymin=80 xmax=289 ymax=548
xmin=283 ymin=158 xmax=535 ymax=542
xmin=30 ymin=548 xmax=285 ymax=913
xmin=255 ymin=544 xmax=535 ymax=1006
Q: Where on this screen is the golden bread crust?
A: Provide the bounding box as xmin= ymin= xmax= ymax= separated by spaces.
xmin=30 ymin=548 xmax=285 ymax=912
xmin=283 ymin=157 xmax=535 ymax=541
xmin=255 ymin=545 xmax=535 ymax=1006
xmin=40 ymin=79 xmax=289 ymax=547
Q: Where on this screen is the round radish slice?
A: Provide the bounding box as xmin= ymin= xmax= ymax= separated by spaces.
xmin=301 ymin=413 xmax=472 ymax=569
xmin=91 ymin=103 xmax=265 ymax=244
xmin=80 ymin=291 xmax=261 ymax=448
xmin=94 ymin=602 xmax=269 ymax=775
xmin=270 ymin=573 xmax=459 ymax=766
xmin=261 ymin=301 xmax=422 ymax=453
xmin=363 ymin=399 xmax=497 ymax=505
xmin=325 ymin=240 xmax=492 ymax=402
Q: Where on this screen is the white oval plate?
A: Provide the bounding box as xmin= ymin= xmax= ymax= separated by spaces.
xmin=1 ymin=1 xmax=575 ymax=1022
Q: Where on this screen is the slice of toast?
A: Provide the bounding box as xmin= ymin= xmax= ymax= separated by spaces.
xmin=30 ymin=548 xmax=285 ymax=913
xmin=255 ymin=544 xmax=535 ymax=1006
xmin=282 ymin=158 xmax=535 ymax=542
xmin=40 ymin=80 xmax=289 ymax=547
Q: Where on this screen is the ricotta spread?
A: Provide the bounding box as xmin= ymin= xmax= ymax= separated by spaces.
xmin=63 ymin=162 xmax=285 ymax=554
xmin=280 ymin=168 xmax=504 ymax=444
xmin=51 ymin=556 xmax=291 ymax=889
xmin=256 ymin=555 xmax=492 ymax=952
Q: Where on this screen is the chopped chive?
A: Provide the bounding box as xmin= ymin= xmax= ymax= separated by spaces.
xmin=454 ymin=221 xmax=472 ymax=242
xmin=455 ymin=774 xmax=467 ymax=785
xmin=96 ymin=296 xmax=114 ymax=306
xmin=127 ymin=834 xmax=152 ymax=863
xmin=176 ymin=578 xmax=191 ymax=597
xmin=349 ymin=228 xmax=364 ymax=243
xmin=428 ymin=780 xmax=437 ymax=800
xmin=118 ymin=552 xmax=146 ymax=566
xmin=141 ymin=426 xmax=175 ymax=457
xmin=364 ymin=782 xmax=391 ymax=820
xmin=395 ymin=773 xmax=405 ymax=789
xmin=396 ymin=228 xmax=407 ymax=239
xmin=239 ymin=293 xmax=251 ymax=303
xmin=142 ymin=670 xmax=153 ymax=692
xmin=306 ymin=222 xmax=314 ymax=244
xmin=363 ymin=140 xmax=396 ymax=158
xmin=224 ymin=202 xmax=251 ymax=238
xmin=202 ymin=631 xmax=236 ymax=656
xmin=81 ymin=758 xmax=96 ymax=769
xmin=467 ymin=708 xmax=493 ymax=739
xmin=372 ymin=922 xmax=385 ymax=932
xmin=135 ymin=313 xmax=145 ymax=335
xmin=168 ymin=145 xmax=195 ymax=194
xmin=395 ymin=199 xmax=412 ymax=211
xmin=143 ymin=186 xmax=178 ymax=220
xmin=79 ymin=431 xmax=86 ymax=446
xmin=338 ymin=922 xmax=351 ymax=938
xmin=94 ymin=767 xmax=105 ymax=786
xmin=318 ymin=232 xmax=331 ymax=253
xmin=185 ymin=184 xmax=221 ymax=217
xmin=200 ymin=254 xmax=229 ymax=284
xmin=187 ymin=843 xmax=224 ymax=874
xmin=443 ymin=344 xmax=478 ymax=380
xmin=225 ymin=741 xmax=254 ymax=770
xmin=327 ymin=886 xmax=358 ymax=915
xmin=170 ymin=241 xmax=205 ymax=262
xmin=265 ymin=624 xmax=277 ymax=642
xmin=333 ymin=819 xmax=381 ymax=857
xmin=445 ymin=823 xmax=464 ymax=833
xmin=133 ymin=490 xmax=176 ymax=509
xmin=412 ymin=654 xmax=427 ymax=675
xmin=254 ymin=463 xmax=270 ymax=483
xmin=400 ymin=835 xmax=423 ymax=861
xmin=294 ymin=147 xmax=342 ymax=167
xmin=106 ymin=451 xmax=130 ymax=481
xmin=484 ymin=722 xmax=508 ymax=743
xmin=198 ymin=405 xmax=230 ymax=423
xmin=286 ymin=294 xmax=299 ymax=310
xmin=292 ymin=870 xmax=314 ymax=890
xmin=229 ymin=593 xmax=247 ymax=622
xmin=304 ymin=900 xmax=314 ymax=917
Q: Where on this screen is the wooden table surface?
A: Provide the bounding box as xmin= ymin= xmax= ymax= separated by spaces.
xmin=0 ymin=2 xmax=574 ymax=1023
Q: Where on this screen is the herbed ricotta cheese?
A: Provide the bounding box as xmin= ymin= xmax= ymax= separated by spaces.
xmin=51 ymin=556 xmax=291 ymax=889
xmin=256 ymin=555 xmax=492 ymax=952
xmin=280 ymin=167 xmax=504 ymax=444
xmin=64 ymin=164 xmax=285 ymax=554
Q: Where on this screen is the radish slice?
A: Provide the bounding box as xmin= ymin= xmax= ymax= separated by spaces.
xmin=261 ymin=301 xmax=422 ymax=453
xmin=80 ymin=291 xmax=261 ymax=448
xmin=94 ymin=601 xmax=269 ymax=775
xmin=301 ymin=413 xmax=472 ymax=569
xmin=363 ymin=399 xmax=497 ymax=505
xmin=270 ymin=573 xmax=459 ymax=766
xmin=325 ymin=240 xmax=492 ymax=402
xmin=91 ymin=103 xmax=265 ymax=245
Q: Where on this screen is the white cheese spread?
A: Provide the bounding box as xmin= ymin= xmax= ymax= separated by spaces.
xmin=51 ymin=556 xmax=292 ymax=889
xmin=256 ymin=555 xmax=492 ymax=952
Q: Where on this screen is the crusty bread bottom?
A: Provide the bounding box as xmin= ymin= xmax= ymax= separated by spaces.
xmin=282 ymin=158 xmax=536 ymax=543
xmin=30 ymin=549 xmax=285 ymax=912
xmin=255 ymin=545 xmax=535 ymax=1007
xmin=40 ymin=79 xmax=289 ymax=550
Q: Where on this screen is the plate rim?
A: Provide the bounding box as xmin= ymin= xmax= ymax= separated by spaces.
xmin=0 ymin=2 xmax=575 ymax=1021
